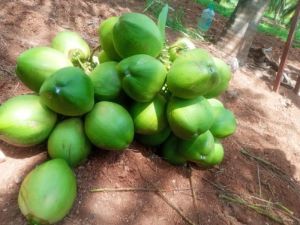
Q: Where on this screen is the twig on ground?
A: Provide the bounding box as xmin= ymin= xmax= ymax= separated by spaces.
xmin=136 ymin=166 xmax=197 ymax=225
xmin=203 ymin=178 xmax=300 ymax=224
xmin=13 ymin=82 xmax=20 ymax=94
xmin=90 ymin=187 xmax=191 ymax=193
xmin=250 ymin=196 xmax=300 ymax=223
xmin=219 ymin=194 xmax=284 ymax=224
xmin=240 ymin=148 xmax=300 ymax=195
xmin=0 ymin=65 xmax=14 ymax=76
xmin=275 ymin=203 xmax=300 ymax=223
xmin=261 ymin=179 xmax=275 ymax=197
xmin=257 ymin=163 xmax=262 ymax=197
xmin=187 ymin=164 xmax=199 ymax=224
xmin=240 ymin=148 xmax=285 ymax=175
xmin=187 ymin=165 xmax=197 ymax=208
xmin=202 ymin=177 xmax=228 ymax=192
xmin=232 ymin=140 xmax=300 ymax=196
xmin=153 ymin=187 xmax=197 ymax=225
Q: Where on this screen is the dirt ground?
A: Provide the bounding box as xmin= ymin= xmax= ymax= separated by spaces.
xmin=0 ymin=1 xmax=300 ymax=225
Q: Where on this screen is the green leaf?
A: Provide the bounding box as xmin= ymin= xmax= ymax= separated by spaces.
xmin=157 ymin=4 xmax=169 ymax=44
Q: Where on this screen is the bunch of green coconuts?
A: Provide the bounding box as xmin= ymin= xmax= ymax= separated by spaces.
xmin=0 ymin=7 xmax=236 ymax=224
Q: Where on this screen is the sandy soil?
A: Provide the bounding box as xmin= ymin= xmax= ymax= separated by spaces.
xmin=0 ymin=1 xmax=300 ymax=225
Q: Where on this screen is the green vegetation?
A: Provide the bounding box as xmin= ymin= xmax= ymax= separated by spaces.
xmin=144 ymin=0 xmax=300 ymax=47
xmin=258 ymin=23 xmax=300 ymax=47
xmin=196 ymin=0 xmax=300 ymax=47
xmin=267 ymin=0 xmax=298 ymax=25
xmin=145 ymin=0 xmax=204 ymax=39
xmin=257 ymin=22 xmax=300 ymax=47
xmin=257 ymin=23 xmax=289 ymax=41
xmin=195 ymin=0 xmax=237 ymax=17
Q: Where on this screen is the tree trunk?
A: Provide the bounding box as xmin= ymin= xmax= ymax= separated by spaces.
xmin=226 ymin=0 xmax=248 ymax=28
xmin=217 ymin=0 xmax=270 ymax=66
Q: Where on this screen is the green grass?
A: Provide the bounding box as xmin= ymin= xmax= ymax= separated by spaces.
xmin=257 ymin=23 xmax=289 ymax=41
xmin=264 ymin=10 xmax=293 ymax=25
xmin=257 ymin=22 xmax=300 ymax=47
xmin=145 ymin=0 xmax=205 ymax=39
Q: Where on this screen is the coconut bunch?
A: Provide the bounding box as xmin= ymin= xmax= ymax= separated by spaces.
xmin=0 ymin=6 xmax=236 ymax=224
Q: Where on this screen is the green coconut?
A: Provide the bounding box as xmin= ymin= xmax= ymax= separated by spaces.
xmin=51 ymin=31 xmax=90 ymax=61
xmin=198 ymin=140 xmax=224 ymax=167
xmin=167 ymin=96 xmax=214 ymax=140
xmin=130 ymin=94 xmax=167 ymax=135
xmin=207 ymin=98 xmax=224 ymax=120
xmin=89 ymin=62 xmax=122 ymax=102
xmin=169 ymin=38 xmax=196 ymax=62
xmin=167 ymin=48 xmax=219 ymax=99
xmin=210 ymin=107 xmax=237 ymax=138
xmin=177 ymin=130 xmax=215 ymax=162
xmin=48 ymin=118 xmax=91 ymax=167
xmin=18 ymin=159 xmax=77 ymax=224
xmin=98 ymin=50 xmax=113 ymax=63
xmin=207 ymin=98 xmax=224 ymax=108
xmin=0 ymin=94 xmax=57 ymax=147
xmin=16 ymin=47 xmax=72 ymax=92
xmin=113 ymin=13 xmax=163 ymax=58
xmin=161 ymin=135 xmax=187 ymax=166
xmin=204 ymin=57 xmax=232 ymax=98
xmin=39 ymin=67 xmax=94 ymax=116
xmin=136 ymin=127 xmax=171 ymax=147
xmin=84 ymin=101 xmax=134 ymax=151
xmin=118 ymin=54 xmax=167 ymax=102
xmin=98 ymin=16 xmax=122 ymax=61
